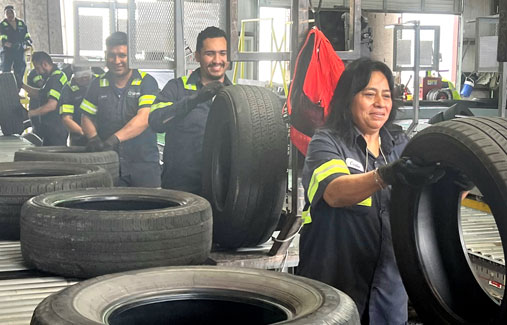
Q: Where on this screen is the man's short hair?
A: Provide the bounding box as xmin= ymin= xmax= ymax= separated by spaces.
xmin=32 ymin=51 xmax=53 ymax=65
xmin=196 ymin=26 xmax=227 ymax=53
xmin=4 ymin=5 xmax=14 ymax=12
xmin=106 ymin=31 xmax=128 ymax=48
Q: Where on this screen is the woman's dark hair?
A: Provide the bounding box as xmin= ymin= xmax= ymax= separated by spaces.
xmin=324 ymin=57 xmax=398 ymax=143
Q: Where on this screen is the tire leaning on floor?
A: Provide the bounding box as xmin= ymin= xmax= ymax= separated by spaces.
xmin=0 ymin=162 xmax=112 ymax=240
xmin=14 ymin=146 xmax=120 ymax=184
xmin=21 ymin=188 xmax=212 ymax=278
xmin=202 ymin=85 xmax=288 ymax=248
xmin=30 ymin=266 xmax=360 ymax=325
xmin=0 ymin=72 xmax=25 ymax=136
xmin=390 ymin=117 xmax=507 ymax=324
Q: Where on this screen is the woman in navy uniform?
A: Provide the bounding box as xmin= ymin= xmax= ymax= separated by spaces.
xmin=298 ymin=58 xmax=444 ymax=324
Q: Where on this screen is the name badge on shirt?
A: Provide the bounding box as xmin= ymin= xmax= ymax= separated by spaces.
xmin=346 ymin=158 xmax=364 ymax=172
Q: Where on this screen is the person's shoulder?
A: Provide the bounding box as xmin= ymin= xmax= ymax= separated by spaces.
xmin=1 ymin=19 xmax=8 ymax=26
xmin=313 ymin=127 xmax=340 ymax=143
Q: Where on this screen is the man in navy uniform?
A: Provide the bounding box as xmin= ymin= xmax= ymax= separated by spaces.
xmin=80 ymin=31 xmax=161 ymax=187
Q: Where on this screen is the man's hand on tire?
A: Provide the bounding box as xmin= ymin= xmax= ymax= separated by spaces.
xmin=86 ymin=135 xmax=104 ymax=152
xmin=378 ymin=157 xmax=445 ymax=187
xmin=187 ymin=81 xmax=224 ymax=110
xmin=103 ymin=134 xmax=120 ymax=151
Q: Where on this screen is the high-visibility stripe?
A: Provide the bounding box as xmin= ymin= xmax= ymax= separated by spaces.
xmin=0 ymin=35 xmax=7 ymax=40
xmin=100 ymin=78 xmax=109 ymax=87
xmin=181 ymin=75 xmax=197 ymax=90
xmin=18 ymin=21 xmax=23 ymax=26
xmin=139 ymin=71 xmax=147 ymax=78
xmin=131 ymin=79 xmax=142 ymax=86
xmin=302 ymin=209 xmax=312 ymax=225
xmin=138 ymin=94 xmax=156 ymax=107
xmin=59 ymin=104 xmax=74 ymax=114
xmin=49 ymin=89 xmax=61 ymax=100
xmin=357 ymin=197 xmax=372 ymax=207
xmin=307 ymin=159 xmax=350 ymax=204
xmin=59 ymin=74 xmax=67 ymax=85
xmin=150 ymin=101 xmax=173 ymax=112
xmin=71 ymin=85 xmax=80 ymax=92
xmin=1 ymin=22 xmax=7 ymax=26
xmin=25 ymin=32 xmax=31 ymax=39
xmin=80 ymin=99 xmax=97 ymax=115
xmin=32 ymin=75 xmax=42 ymax=83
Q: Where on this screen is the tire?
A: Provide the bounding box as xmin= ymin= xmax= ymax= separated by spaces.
xmin=0 ymin=72 xmax=24 ymax=136
xmin=30 ymin=266 xmax=360 ymax=325
xmin=202 ymin=85 xmax=288 ymax=248
xmin=0 ymin=161 xmax=112 ymax=240
xmin=14 ymin=146 xmax=120 ymax=184
xmin=390 ymin=117 xmax=507 ymax=324
xmin=20 ymin=188 xmax=212 ymax=278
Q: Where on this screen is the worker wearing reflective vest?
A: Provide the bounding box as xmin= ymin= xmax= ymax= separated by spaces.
xmin=22 ymin=51 xmax=68 ymax=146
xmin=80 ymin=31 xmax=160 ymax=187
xmin=59 ymin=66 xmax=95 ymax=146
xmin=0 ymin=5 xmax=31 ymax=84
xmin=149 ymin=26 xmax=231 ymax=194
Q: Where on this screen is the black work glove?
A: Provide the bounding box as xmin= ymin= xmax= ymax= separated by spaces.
xmin=186 ymin=81 xmax=224 ymax=110
xmin=103 ymin=134 xmax=120 ymax=151
xmin=378 ymin=157 xmax=445 ymax=187
xmin=86 ymin=135 xmax=104 ymax=152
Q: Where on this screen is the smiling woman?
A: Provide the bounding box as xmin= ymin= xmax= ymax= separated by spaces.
xmin=297 ymin=57 xmax=445 ymax=324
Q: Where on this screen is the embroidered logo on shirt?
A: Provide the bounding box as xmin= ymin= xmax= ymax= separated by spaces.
xmin=345 ymin=158 xmax=364 ymax=172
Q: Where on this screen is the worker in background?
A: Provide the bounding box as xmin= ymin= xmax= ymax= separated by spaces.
xmin=25 ymin=68 xmax=46 ymax=137
xmin=80 ymin=31 xmax=160 ymax=187
xmin=21 ymin=51 xmax=68 ymax=146
xmin=297 ymin=58 xmax=445 ymax=324
xmin=149 ymin=26 xmax=232 ymax=195
xmin=59 ymin=65 xmax=95 ymax=146
xmin=0 ymin=5 xmax=31 ymax=86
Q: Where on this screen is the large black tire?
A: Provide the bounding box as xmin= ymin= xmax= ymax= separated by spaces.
xmin=14 ymin=146 xmax=120 ymax=184
xmin=31 ymin=266 xmax=359 ymax=325
xmin=202 ymin=85 xmax=288 ymax=248
xmin=0 ymin=161 xmax=112 ymax=240
xmin=390 ymin=117 xmax=507 ymax=324
xmin=0 ymin=72 xmax=24 ymax=136
xmin=20 ymin=188 xmax=212 ymax=278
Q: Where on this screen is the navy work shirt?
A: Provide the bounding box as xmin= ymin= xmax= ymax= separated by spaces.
xmin=149 ymin=68 xmax=232 ymax=195
xmin=298 ymin=126 xmax=409 ymax=324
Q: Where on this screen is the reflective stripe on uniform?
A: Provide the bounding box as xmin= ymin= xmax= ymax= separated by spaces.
xmin=131 ymin=70 xmax=147 ymax=86
xmin=138 ymin=94 xmax=156 ymax=107
xmin=1 ymin=22 xmax=7 ymax=26
xmin=181 ymin=75 xmax=197 ymax=90
xmin=17 ymin=21 xmax=22 ymax=26
xmin=357 ymin=197 xmax=372 ymax=207
xmin=33 ymin=75 xmax=42 ymax=83
xmin=59 ymin=74 xmax=67 ymax=85
xmin=71 ymin=85 xmax=80 ymax=92
xmin=59 ymin=104 xmax=74 ymax=114
xmin=150 ymin=101 xmax=173 ymax=112
xmin=80 ymin=99 xmax=97 ymax=115
xmin=24 ymin=32 xmax=30 ymax=39
xmin=100 ymin=78 xmax=109 ymax=87
xmin=49 ymin=89 xmax=61 ymax=100
xmin=0 ymin=35 xmax=7 ymax=41
xmin=302 ymin=208 xmax=312 ymax=225
xmin=307 ymin=159 xmax=350 ymax=204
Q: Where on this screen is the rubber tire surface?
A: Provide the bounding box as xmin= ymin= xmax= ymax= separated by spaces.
xmin=390 ymin=117 xmax=507 ymax=324
xmin=0 ymin=162 xmax=112 ymax=240
xmin=14 ymin=146 xmax=120 ymax=184
xmin=0 ymin=72 xmax=24 ymax=135
xmin=31 ymin=266 xmax=360 ymax=325
xmin=202 ymin=85 xmax=288 ymax=248
xmin=21 ymin=188 xmax=212 ymax=278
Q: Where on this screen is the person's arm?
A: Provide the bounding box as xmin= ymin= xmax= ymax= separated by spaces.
xmin=0 ymin=25 xmax=9 ymax=47
xmin=80 ymin=79 xmax=100 ymax=139
xmin=61 ymin=114 xmax=84 ymax=135
xmin=81 ymin=114 xmax=98 ymax=138
xmin=323 ymin=171 xmax=382 ymax=208
xmin=28 ymin=98 xmax=58 ymax=117
xmin=22 ymin=83 xmax=40 ymax=98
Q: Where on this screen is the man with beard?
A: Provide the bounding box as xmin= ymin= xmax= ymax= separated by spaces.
xmin=80 ymin=31 xmax=160 ymax=187
xmin=149 ymin=26 xmax=232 ymax=194
xmin=21 ymin=51 xmax=68 ymax=146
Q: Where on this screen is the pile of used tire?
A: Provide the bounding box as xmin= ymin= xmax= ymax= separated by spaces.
xmin=390 ymin=117 xmax=507 ymax=323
